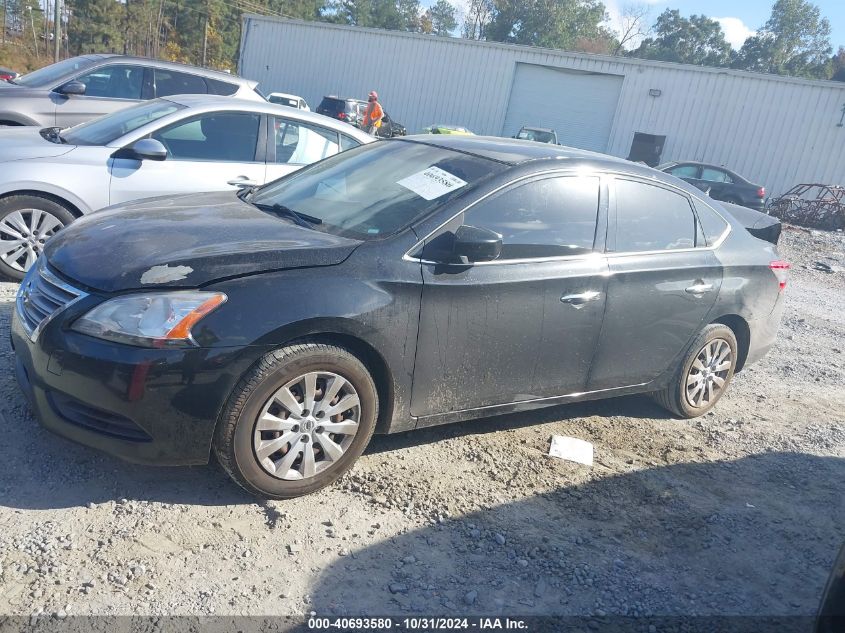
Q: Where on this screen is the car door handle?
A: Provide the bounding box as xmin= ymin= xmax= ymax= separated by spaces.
xmin=685 ymin=282 xmax=714 ymax=295
xmin=560 ymin=291 xmax=601 ymax=308
xmin=227 ymin=176 xmax=258 ymax=188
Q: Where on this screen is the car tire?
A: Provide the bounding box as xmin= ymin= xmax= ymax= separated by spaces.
xmin=214 ymin=341 xmax=379 ymax=499
xmin=0 ymin=195 xmax=75 ymax=281
xmin=653 ymin=324 xmax=738 ymax=418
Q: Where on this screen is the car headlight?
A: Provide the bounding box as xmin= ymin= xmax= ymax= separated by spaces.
xmin=72 ymin=292 xmax=227 ymax=347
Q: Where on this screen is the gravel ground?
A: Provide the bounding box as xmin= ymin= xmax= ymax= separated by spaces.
xmin=0 ymin=226 xmax=842 ymax=625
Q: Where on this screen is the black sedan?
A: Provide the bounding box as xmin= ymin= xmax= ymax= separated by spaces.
xmin=659 ymin=161 xmax=766 ymax=210
xmin=12 ymin=136 xmax=789 ymax=499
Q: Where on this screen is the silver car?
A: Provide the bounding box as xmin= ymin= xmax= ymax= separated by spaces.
xmin=0 ymin=95 xmax=373 ymax=279
xmin=0 ymin=54 xmax=264 ymax=128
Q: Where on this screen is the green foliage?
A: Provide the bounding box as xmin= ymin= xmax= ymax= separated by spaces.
xmin=631 ymin=9 xmax=731 ymax=67
xmin=732 ymin=0 xmax=832 ymax=79
xmin=422 ymin=0 xmax=456 ymax=36
xmin=483 ymin=0 xmax=608 ymax=50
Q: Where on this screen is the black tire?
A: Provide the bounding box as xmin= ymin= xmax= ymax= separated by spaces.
xmin=653 ymin=324 xmax=738 ymax=418
xmin=0 ymin=195 xmax=76 ymax=281
xmin=214 ymin=342 xmax=379 ymax=499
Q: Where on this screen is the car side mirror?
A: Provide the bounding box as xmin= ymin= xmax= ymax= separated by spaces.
xmin=57 ymin=81 xmax=86 ymax=96
xmin=113 ymin=138 xmax=168 ymax=161
xmin=452 ymin=225 xmax=502 ymax=263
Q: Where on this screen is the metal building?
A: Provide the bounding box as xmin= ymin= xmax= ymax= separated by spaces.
xmin=239 ymin=16 xmax=845 ymax=197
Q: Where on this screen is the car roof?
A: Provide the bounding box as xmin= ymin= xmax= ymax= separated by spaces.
xmin=82 ymin=55 xmax=255 ymax=86
xmin=160 ymin=95 xmax=372 ymax=141
xmin=269 ymin=92 xmax=303 ymax=99
xmin=400 ymin=135 xmax=632 ymax=166
xmin=520 ymin=126 xmax=554 ymax=133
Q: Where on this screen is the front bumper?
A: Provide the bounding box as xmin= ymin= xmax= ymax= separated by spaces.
xmin=11 ymin=306 xmax=260 ymax=466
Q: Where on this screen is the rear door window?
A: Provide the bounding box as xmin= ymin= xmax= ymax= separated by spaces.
xmin=613 ymin=179 xmax=698 ymax=251
xmin=701 ymin=167 xmax=733 ymax=183
xmin=154 ymin=69 xmax=208 ymax=97
xmin=464 ymin=176 xmax=600 ymax=259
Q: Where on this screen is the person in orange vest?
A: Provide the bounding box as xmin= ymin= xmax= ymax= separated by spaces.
xmin=361 ymin=90 xmax=384 ymax=135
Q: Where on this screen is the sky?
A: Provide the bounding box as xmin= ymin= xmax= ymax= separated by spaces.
xmin=428 ymin=0 xmax=845 ymax=52
xmin=602 ymin=0 xmax=845 ymax=51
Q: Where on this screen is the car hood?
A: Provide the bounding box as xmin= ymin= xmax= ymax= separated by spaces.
xmin=0 ymin=81 xmax=47 ymax=96
xmin=0 ymin=127 xmax=76 ymax=161
xmin=45 ymin=192 xmax=362 ymax=292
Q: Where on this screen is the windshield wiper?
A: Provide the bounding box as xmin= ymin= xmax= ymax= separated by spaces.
xmin=253 ymin=202 xmax=322 ymax=228
xmin=40 ymin=127 xmax=67 ymax=144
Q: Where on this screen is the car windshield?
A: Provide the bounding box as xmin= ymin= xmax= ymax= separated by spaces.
xmin=62 ymin=99 xmax=184 ymax=146
xmin=250 ymin=140 xmax=505 ymax=240
xmin=318 ymin=99 xmax=346 ymax=113
xmin=14 ymin=56 xmax=99 ymax=87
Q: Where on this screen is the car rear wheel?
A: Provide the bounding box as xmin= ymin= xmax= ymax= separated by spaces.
xmin=214 ymin=342 xmax=379 ymax=499
xmin=653 ymin=324 xmax=738 ymax=418
xmin=0 ymin=195 xmax=75 ymax=281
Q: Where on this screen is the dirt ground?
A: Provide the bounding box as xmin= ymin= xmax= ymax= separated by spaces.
xmin=0 ymin=226 xmax=842 ymax=626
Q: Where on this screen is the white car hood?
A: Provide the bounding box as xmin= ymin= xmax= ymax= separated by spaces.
xmin=0 ymin=127 xmax=76 ymax=162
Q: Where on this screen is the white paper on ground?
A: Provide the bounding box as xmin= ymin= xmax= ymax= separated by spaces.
xmin=396 ymin=166 xmax=468 ymax=200
xmin=548 ymin=435 xmax=594 ymax=466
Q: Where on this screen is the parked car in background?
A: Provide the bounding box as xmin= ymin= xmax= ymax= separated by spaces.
xmin=515 ymin=126 xmax=558 ymax=144
xmin=420 ymin=124 xmax=474 ymax=135
xmin=375 ymin=111 xmax=406 ymax=138
xmin=0 ymin=54 xmax=263 ymax=127
xmin=267 ymin=92 xmax=309 ymax=110
xmin=13 ymin=136 xmax=789 ymax=499
xmin=659 ymin=161 xmax=766 ymax=210
xmin=0 ymin=95 xmax=372 ymax=279
xmin=316 ymin=96 xmax=366 ymax=128
xmin=0 ymin=67 xmax=20 ymax=82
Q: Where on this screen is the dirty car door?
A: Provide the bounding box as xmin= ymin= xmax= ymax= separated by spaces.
xmin=587 ymin=177 xmax=723 ymax=391
xmin=411 ymin=174 xmax=609 ymax=418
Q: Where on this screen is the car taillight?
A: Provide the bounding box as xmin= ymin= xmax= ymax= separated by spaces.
xmin=337 ymin=112 xmax=347 ymax=119
xmin=770 ymin=260 xmax=790 ymax=292
xmin=0 ymin=74 xmax=11 ymax=81
xmin=757 ymin=187 xmax=766 ymax=198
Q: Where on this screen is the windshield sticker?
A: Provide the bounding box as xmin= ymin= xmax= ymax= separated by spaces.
xmin=397 ymin=166 xmax=468 ymax=200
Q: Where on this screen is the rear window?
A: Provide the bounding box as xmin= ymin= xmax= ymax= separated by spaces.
xmin=206 ymin=77 xmax=239 ymax=96
xmin=317 ymin=98 xmax=349 ymax=113
xmin=694 ymin=201 xmax=730 ymax=245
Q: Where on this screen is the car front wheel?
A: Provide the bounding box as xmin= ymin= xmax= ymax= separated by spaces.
xmin=0 ymin=195 xmax=75 ymax=280
xmin=653 ymin=323 xmax=738 ymax=418
xmin=214 ymin=342 xmax=379 ymax=499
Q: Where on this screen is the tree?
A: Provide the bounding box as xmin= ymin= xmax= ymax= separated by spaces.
xmin=67 ymin=0 xmax=124 ymax=54
xmin=462 ymin=0 xmax=493 ymax=40
xmin=611 ymin=3 xmax=650 ymax=56
xmin=483 ymin=0 xmax=608 ymax=50
xmin=631 ymin=9 xmax=731 ymax=66
xmin=422 ymin=0 xmax=456 ymax=36
xmin=733 ymin=0 xmax=832 ymax=79
xmin=832 ymin=46 xmax=845 ymax=82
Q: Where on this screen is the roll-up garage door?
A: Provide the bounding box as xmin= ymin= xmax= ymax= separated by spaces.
xmin=502 ymin=63 xmax=624 ymax=153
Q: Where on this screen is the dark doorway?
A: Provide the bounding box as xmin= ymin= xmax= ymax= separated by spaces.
xmin=627 ymin=133 xmax=666 ymax=167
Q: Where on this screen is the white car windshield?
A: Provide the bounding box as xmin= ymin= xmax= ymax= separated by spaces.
xmin=250 ymin=140 xmax=504 ymax=240
xmin=62 ymin=100 xmax=184 ymax=146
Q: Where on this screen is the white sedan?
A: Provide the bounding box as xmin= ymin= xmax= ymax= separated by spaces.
xmin=0 ymin=94 xmax=372 ymax=279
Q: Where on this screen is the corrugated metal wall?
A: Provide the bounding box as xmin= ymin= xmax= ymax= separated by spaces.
xmin=239 ymin=16 xmax=845 ymax=197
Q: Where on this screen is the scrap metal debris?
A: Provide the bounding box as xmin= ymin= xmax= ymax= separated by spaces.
xmin=767 ymin=184 xmax=845 ymax=231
